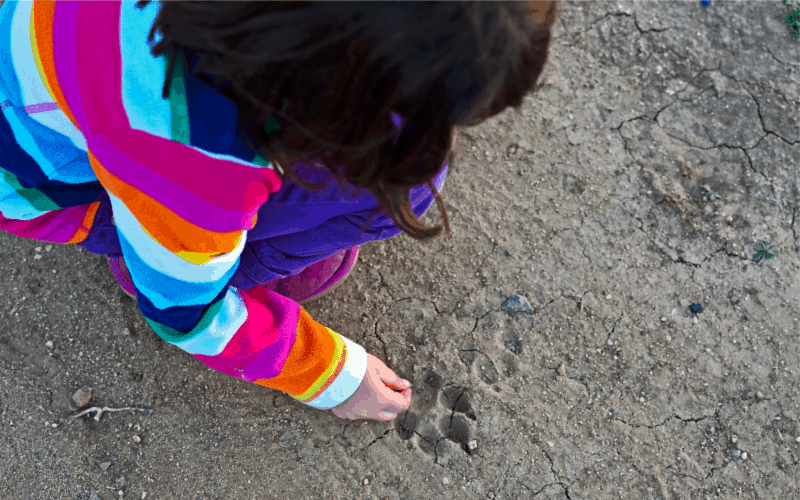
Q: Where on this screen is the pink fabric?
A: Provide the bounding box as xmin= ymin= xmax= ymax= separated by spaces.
xmin=0 ymin=205 xmax=94 ymax=243
xmin=89 ymin=132 xmax=278 ymax=233
xmin=193 ymin=288 xmax=301 ymax=381
xmin=255 ymin=246 xmax=359 ymax=302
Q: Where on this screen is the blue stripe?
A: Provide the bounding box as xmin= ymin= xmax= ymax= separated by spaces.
xmin=107 ymin=193 xmax=242 ymax=309
xmin=119 ymin=1 xmax=171 ymax=138
xmin=138 ymin=280 xmax=231 ymax=334
xmin=171 ymin=288 xmax=248 ymax=356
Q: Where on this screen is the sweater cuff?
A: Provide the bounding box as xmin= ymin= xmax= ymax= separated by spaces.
xmin=303 ymin=336 xmax=367 ymax=410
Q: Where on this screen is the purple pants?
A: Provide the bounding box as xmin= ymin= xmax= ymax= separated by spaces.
xmin=79 ymin=162 xmax=447 ymax=290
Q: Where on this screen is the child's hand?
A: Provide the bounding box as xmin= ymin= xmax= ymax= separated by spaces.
xmin=331 ymin=354 xmax=412 ymax=421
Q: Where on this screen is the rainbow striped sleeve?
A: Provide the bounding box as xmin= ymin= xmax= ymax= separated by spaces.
xmin=16 ymin=0 xmax=366 ymax=410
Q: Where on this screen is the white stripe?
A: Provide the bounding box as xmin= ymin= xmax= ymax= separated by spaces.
xmin=107 ymin=191 xmax=245 ymax=283
xmin=302 ymin=336 xmax=367 ymax=410
xmin=170 ymin=287 xmax=248 ymax=356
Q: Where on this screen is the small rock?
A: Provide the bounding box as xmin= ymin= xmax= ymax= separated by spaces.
xmin=279 ymin=431 xmax=292 ymax=441
xmin=729 ymin=449 xmax=741 ymax=458
xmin=690 ymin=303 xmax=703 ymax=313
xmin=45 ymin=340 xmax=53 ymax=348
xmin=90 ymin=493 xmax=102 ymax=500
xmin=132 ymin=435 xmax=141 ymax=443
xmin=501 ymin=294 xmax=534 ymax=313
xmin=45 ymin=244 xmax=52 ymax=252
xmin=741 ymin=451 xmax=748 ymax=460
xmin=100 ymin=462 xmax=112 ymax=471
xmin=468 ymin=440 xmax=478 ymax=450
xmin=518 ymin=168 xmax=524 ymax=176
xmin=606 ymin=294 xmax=612 ymax=300
xmin=796 ymin=436 xmax=800 ymax=443
xmin=363 ymin=478 xmax=369 ymax=485
xmin=488 ymin=493 xmax=495 ymax=499
xmin=557 ymin=364 xmax=566 ymax=376
xmin=72 ymin=386 xmax=92 ymax=407
xmin=731 ymin=435 xmax=738 ymax=444
xmin=590 ymin=429 xmax=596 ymax=438
xmin=756 ymin=391 xmax=765 ymax=400
xmin=546 ymin=441 xmax=554 ymax=448
xmin=443 ymin=477 xmax=449 ymax=485
xmin=660 ymin=317 xmax=666 ymax=322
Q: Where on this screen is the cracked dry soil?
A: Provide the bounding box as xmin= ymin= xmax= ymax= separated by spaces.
xmin=2 ymin=1 xmax=800 ymax=499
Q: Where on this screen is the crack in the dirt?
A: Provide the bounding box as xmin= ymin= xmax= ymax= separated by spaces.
xmin=364 ymin=428 xmax=395 ymax=450
xmin=611 ymin=407 xmax=719 ymax=430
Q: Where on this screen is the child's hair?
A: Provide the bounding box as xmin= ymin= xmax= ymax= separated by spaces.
xmin=138 ymin=1 xmax=557 ymax=239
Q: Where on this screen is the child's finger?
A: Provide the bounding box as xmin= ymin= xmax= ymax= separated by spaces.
xmin=380 ymin=388 xmax=412 ymax=414
xmin=378 ymin=365 xmax=411 ymax=392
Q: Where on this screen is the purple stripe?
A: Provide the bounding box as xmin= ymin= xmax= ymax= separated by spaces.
xmin=51 ymin=2 xmax=92 ymax=135
xmin=24 ymin=102 xmax=60 ymax=114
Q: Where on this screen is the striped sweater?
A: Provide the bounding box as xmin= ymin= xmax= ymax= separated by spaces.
xmin=0 ymin=0 xmax=367 ymax=409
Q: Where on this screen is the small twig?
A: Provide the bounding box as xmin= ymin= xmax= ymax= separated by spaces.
xmin=70 ymin=406 xmax=152 ymax=421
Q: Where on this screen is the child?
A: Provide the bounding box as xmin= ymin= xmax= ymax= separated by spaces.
xmin=0 ymin=1 xmax=555 ymax=421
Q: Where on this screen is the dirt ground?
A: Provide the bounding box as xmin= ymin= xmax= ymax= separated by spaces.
xmin=2 ymin=1 xmax=800 ymax=499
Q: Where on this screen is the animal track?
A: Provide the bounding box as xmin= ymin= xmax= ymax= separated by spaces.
xmin=396 ymin=368 xmax=478 ymax=461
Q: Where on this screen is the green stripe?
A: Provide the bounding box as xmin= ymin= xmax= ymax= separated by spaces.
xmin=1 ymin=169 xmax=61 ymax=213
xmin=251 ymin=153 xmax=271 ymax=167
xmin=164 ymin=53 xmax=190 ymax=144
xmin=144 ymin=297 xmax=226 ymax=344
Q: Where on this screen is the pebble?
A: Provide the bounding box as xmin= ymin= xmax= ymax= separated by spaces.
xmin=660 ymin=317 xmax=666 ymax=322
xmin=45 ymin=244 xmax=52 ymax=252
xmin=468 ymin=440 xmax=478 ymax=450
xmin=100 ymin=462 xmax=112 ymax=471
xmin=132 ymin=435 xmax=141 ymax=443
xmin=90 ymin=493 xmax=102 ymax=500
xmin=72 ymin=386 xmax=92 ymax=407
xmin=45 ymin=340 xmax=53 ymax=348
xmin=590 ymin=429 xmax=596 ymax=438
xmin=729 ymin=449 xmax=741 ymax=458
xmin=443 ymin=478 xmax=450 ymax=485
xmin=279 ymin=431 xmax=292 ymax=441
xmin=756 ymin=391 xmax=765 ymax=400
xmin=518 ymin=168 xmax=524 ymax=176
xmin=796 ymin=436 xmax=800 ymax=443
xmin=741 ymin=452 xmax=748 ymax=460
xmin=363 ymin=479 xmax=369 ymax=485
xmin=731 ymin=435 xmax=738 ymax=444
xmin=501 ymin=294 xmax=534 ymax=313
xmin=690 ymin=303 xmax=703 ymax=313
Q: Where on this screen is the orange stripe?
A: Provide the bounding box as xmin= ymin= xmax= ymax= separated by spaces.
xmin=64 ymin=201 xmax=101 ymax=244
xmin=305 ymin=343 xmax=347 ymax=401
xmin=87 ymin=151 xmax=243 ymax=260
xmin=254 ymin=309 xmax=338 ymax=397
xmin=31 ymin=1 xmax=79 ymax=129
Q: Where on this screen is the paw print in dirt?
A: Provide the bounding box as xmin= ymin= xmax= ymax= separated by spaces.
xmin=395 ymin=367 xmax=478 ymax=463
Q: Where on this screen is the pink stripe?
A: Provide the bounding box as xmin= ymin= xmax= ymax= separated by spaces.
xmin=194 ymin=289 xmax=300 ymax=381
xmin=24 ymin=103 xmax=60 ymax=114
xmin=52 ymin=2 xmax=91 ymax=134
xmin=0 ymin=206 xmax=92 ymax=243
xmin=74 ymin=2 xmax=129 ymax=134
xmin=89 ymin=132 xmax=274 ymax=232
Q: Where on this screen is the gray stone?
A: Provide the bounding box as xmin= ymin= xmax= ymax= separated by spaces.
xmin=72 ymin=387 xmax=92 ymax=408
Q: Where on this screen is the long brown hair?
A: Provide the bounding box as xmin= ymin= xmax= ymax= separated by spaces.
xmin=139 ymin=1 xmax=556 ymax=239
